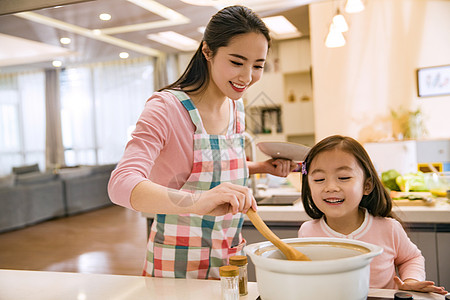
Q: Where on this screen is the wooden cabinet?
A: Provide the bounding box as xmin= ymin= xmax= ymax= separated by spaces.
xmin=244 ymin=38 xmax=314 ymax=139
xmin=436 ymin=232 xmax=450 ymax=288
xmin=278 ymin=38 xmax=311 ymax=74
xmin=408 ymin=231 xmax=438 ymax=284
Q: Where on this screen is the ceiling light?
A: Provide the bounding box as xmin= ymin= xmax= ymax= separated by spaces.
xmin=179 ymin=0 xmax=231 ymax=6
xmin=119 ymin=52 xmax=129 ymax=59
xmin=332 ymin=12 xmax=348 ymax=32
xmin=60 ymin=37 xmax=71 ymax=44
xmin=147 ymin=31 xmax=199 ymax=51
xmin=15 ymin=12 xmax=162 ymax=57
xmin=52 ymin=60 xmax=62 ymax=67
xmin=325 ymin=24 xmax=346 ymax=48
xmin=345 ymin=0 xmax=365 ymax=13
xmin=127 ymin=0 xmax=188 ymax=21
xmin=197 ymin=26 xmax=206 ymax=34
xmin=262 ymin=16 xmax=301 ymax=40
xmin=99 ymin=13 xmax=111 ymax=21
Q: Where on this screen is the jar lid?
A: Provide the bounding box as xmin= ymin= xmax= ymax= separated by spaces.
xmin=394 ymin=291 xmax=413 ymax=300
xmin=229 ymin=255 xmax=248 ymax=266
xmin=219 ymin=265 xmax=239 ymax=277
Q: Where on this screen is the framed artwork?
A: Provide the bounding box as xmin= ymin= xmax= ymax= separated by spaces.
xmin=416 ymin=64 xmax=450 ymax=97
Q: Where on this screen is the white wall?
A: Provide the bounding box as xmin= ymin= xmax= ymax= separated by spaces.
xmin=309 ymin=0 xmax=450 ymax=142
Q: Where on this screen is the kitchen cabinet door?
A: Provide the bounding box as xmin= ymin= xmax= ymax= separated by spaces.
xmin=279 ymin=38 xmax=311 ymax=74
xmin=282 ymin=101 xmax=314 ymax=135
xmin=436 ymin=232 xmax=450 ymax=288
xmin=408 ymin=231 xmax=438 ymax=284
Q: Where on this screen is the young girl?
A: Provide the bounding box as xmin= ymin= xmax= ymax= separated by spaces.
xmin=108 ymin=5 xmax=296 ymax=280
xmin=298 ymin=135 xmax=447 ymax=295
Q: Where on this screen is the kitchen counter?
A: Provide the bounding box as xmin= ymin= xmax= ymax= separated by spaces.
xmin=0 ymin=269 xmax=446 ymax=300
xmin=252 ymin=197 xmax=450 ymax=224
xmin=141 ymin=197 xmax=450 ymax=224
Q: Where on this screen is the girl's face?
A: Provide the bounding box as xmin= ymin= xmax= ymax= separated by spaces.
xmin=308 ymin=149 xmax=372 ymax=224
xmin=204 ymin=32 xmax=268 ymax=100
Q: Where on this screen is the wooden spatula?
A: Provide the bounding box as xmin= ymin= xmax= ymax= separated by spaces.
xmin=246 ymin=208 xmax=310 ymax=261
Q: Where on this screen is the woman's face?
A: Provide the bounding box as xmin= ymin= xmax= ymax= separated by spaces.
xmin=204 ymin=32 xmax=268 ymax=100
xmin=307 ymin=149 xmax=371 ymax=224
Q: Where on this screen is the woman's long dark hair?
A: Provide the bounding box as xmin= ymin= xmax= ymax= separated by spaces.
xmin=301 ymin=135 xmax=395 ymax=219
xmin=159 ymin=5 xmax=271 ymax=93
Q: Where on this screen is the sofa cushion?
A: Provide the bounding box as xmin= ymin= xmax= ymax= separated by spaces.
xmin=88 ymin=164 xmax=116 ymax=175
xmin=12 ymin=163 xmax=40 ymax=175
xmin=0 ymin=174 xmax=15 ymax=188
xmin=16 ymin=172 xmax=56 ymax=185
xmin=58 ymin=166 xmax=92 ymax=180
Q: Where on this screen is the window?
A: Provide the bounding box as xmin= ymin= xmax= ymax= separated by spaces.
xmin=0 ymin=57 xmax=155 ymax=176
xmin=0 ymin=71 xmax=45 ymax=175
xmin=60 ymin=57 xmax=155 ymax=166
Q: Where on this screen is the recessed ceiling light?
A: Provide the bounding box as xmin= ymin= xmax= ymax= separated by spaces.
xmin=197 ymin=26 xmax=206 ymax=34
xmin=99 ymin=13 xmax=111 ymax=21
xmin=52 ymin=60 xmax=62 ymax=67
xmin=262 ymin=16 xmax=301 ymax=40
xmin=147 ymin=31 xmax=199 ymax=51
xmin=60 ymin=37 xmax=71 ymax=44
xmin=119 ymin=52 xmax=129 ymax=59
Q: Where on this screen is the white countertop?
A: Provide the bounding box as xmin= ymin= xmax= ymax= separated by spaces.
xmin=253 ymin=198 xmax=450 ymax=224
xmin=142 ymin=197 xmax=450 ymax=224
xmin=0 ymin=269 xmax=446 ymax=300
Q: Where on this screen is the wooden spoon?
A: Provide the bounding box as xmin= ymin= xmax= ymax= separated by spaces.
xmin=246 ymin=208 xmax=310 ymax=261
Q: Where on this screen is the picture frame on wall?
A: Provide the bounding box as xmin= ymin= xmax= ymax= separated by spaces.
xmin=416 ymin=64 xmax=450 ymax=97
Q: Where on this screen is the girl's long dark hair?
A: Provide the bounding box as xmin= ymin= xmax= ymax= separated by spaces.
xmin=301 ymin=135 xmax=394 ymax=219
xmin=159 ymin=5 xmax=271 ymax=93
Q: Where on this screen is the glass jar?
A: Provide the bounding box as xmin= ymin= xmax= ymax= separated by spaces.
xmin=229 ymin=255 xmax=248 ymax=296
xmin=219 ymin=265 xmax=239 ymax=300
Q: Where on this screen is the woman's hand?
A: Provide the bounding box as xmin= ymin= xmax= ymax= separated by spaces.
xmin=249 ymin=159 xmax=297 ymax=177
xmin=394 ymin=276 xmax=448 ymax=295
xmin=192 ymin=182 xmax=257 ymax=216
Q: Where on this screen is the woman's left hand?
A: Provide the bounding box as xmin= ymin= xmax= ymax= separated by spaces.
xmin=262 ymin=158 xmax=297 ymax=177
xmin=394 ymin=276 xmax=448 ymax=295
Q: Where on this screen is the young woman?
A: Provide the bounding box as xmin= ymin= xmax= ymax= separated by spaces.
xmin=298 ymin=135 xmax=447 ymax=295
xmin=108 ymin=5 xmax=296 ymax=279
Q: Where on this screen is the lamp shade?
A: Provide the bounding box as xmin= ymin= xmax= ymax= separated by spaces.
xmin=345 ymin=0 xmax=365 ymax=13
xmin=332 ymin=14 xmax=348 ymax=32
xmin=325 ymin=24 xmax=346 ymax=48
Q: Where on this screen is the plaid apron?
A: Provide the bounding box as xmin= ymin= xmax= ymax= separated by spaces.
xmin=143 ymin=90 xmax=249 ymax=279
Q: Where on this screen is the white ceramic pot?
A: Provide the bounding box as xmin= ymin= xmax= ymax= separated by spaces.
xmin=244 ymin=237 xmax=383 ymax=300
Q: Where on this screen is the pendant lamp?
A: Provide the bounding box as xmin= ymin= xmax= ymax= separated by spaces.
xmin=345 ymin=0 xmax=365 ymax=13
xmin=325 ymin=23 xmax=346 ymax=48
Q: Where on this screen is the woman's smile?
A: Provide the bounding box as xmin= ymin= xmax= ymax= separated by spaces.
xmin=230 ymin=81 xmax=247 ymax=92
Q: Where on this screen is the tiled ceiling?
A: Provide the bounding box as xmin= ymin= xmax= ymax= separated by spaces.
xmin=0 ymin=0 xmax=312 ymax=72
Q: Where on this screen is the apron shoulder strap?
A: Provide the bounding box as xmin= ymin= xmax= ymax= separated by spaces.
xmin=166 ymin=89 xmax=203 ymax=134
xmin=235 ymin=99 xmax=246 ymax=134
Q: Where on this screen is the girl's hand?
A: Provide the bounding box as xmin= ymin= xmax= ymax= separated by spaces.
xmin=262 ymin=158 xmax=297 ymax=177
xmin=192 ymin=182 xmax=257 ymax=216
xmin=394 ymin=276 xmax=448 ymax=295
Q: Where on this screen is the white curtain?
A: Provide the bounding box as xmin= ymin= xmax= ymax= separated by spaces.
xmin=45 ymin=69 xmax=65 ymax=170
xmin=60 ymin=57 xmax=155 ymax=166
xmin=0 ymin=71 xmax=45 ymax=176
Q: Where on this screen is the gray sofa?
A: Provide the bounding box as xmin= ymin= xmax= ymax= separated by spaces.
xmin=0 ymin=163 xmax=116 ymax=233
